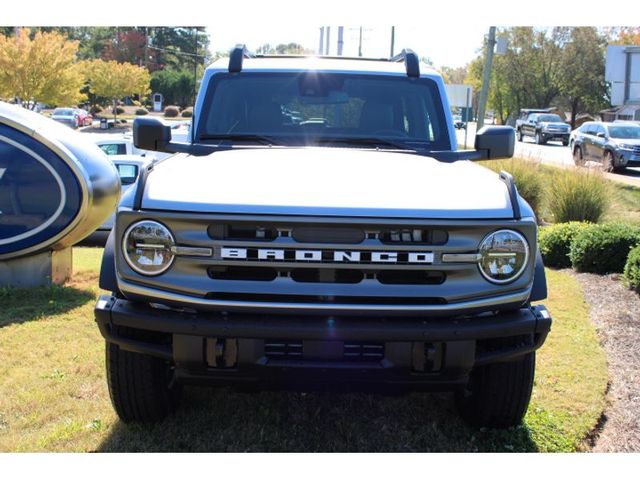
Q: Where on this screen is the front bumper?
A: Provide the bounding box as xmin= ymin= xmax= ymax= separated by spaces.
xmin=95 ymin=295 xmax=552 ymax=390
xmin=541 ymin=132 xmax=569 ymax=142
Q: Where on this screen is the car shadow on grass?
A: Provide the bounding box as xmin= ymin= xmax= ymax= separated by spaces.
xmin=0 ymin=281 xmax=95 ymax=328
xmin=97 ymin=386 xmax=539 ymax=452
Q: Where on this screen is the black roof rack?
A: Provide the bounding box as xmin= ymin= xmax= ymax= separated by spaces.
xmin=227 ymin=45 xmax=421 ymax=77
xmin=228 ymin=44 xmax=254 ymax=73
xmin=390 ymin=48 xmax=420 ymax=78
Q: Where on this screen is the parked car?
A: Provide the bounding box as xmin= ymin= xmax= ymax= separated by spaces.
xmin=50 ymin=107 xmax=79 ymax=128
xmin=572 ymin=121 xmax=640 ymax=172
xmin=87 ymin=132 xmax=175 ymax=159
xmin=453 ymin=115 xmax=466 ymax=129
xmin=516 ymin=110 xmax=570 ymax=145
xmin=75 ymin=108 xmax=93 ymax=127
xmin=95 ymin=46 xmax=551 ymax=428
xmin=85 ymin=155 xmax=153 ymax=244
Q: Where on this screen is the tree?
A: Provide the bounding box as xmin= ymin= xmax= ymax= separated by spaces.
xmin=466 ymin=27 xmax=568 ymax=124
xmin=150 ymin=68 xmax=196 ymax=107
xmin=103 ymin=29 xmax=155 ymax=67
xmin=441 ymin=65 xmax=468 ymax=85
xmin=556 ymin=27 xmax=609 ymax=128
xmin=84 ymin=59 xmax=150 ymax=119
xmin=148 ymin=27 xmax=209 ymax=71
xmin=0 ymin=29 xmax=86 ymax=107
xmin=607 ymin=27 xmax=640 ymax=45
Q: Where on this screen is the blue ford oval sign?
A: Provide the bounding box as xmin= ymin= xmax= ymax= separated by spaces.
xmin=0 ymin=124 xmax=82 ymax=255
xmin=0 ymin=102 xmax=120 ymax=260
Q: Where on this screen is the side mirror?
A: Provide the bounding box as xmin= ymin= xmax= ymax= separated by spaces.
xmin=597 ymin=132 xmax=606 ymax=139
xmin=474 ymin=126 xmax=515 ymax=159
xmin=133 ymin=117 xmax=171 ymax=152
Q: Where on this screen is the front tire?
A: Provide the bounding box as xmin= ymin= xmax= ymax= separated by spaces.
xmin=106 ymin=340 xmax=182 ymax=423
xmin=535 ymin=132 xmax=545 ymax=145
xmin=456 ymin=350 xmax=536 ymax=428
xmin=602 ymin=150 xmax=615 ymax=173
xmin=573 ymin=146 xmax=585 ymax=166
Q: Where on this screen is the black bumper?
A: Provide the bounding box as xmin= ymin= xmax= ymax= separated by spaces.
xmin=541 ymin=132 xmax=569 ymax=142
xmin=95 ymin=295 xmax=552 ymax=390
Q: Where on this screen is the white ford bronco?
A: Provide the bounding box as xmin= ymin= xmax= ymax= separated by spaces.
xmin=95 ymin=46 xmax=551 ymax=428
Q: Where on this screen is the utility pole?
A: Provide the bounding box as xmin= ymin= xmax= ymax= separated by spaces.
xmin=390 ymin=26 xmax=395 ymax=57
xmin=318 ymin=27 xmax=324 ymax=55
xmin=476 ymin=26 xmax=496 ymax=130
xmin=358 ymin=27 xmax=363 ymax=57
xmin=193 ymin=27 xmax=198 ymax=105
xmin=337 ymin=26 xmax=344 ymax=56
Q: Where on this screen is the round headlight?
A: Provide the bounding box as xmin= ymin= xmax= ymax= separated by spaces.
xmin=478 ymin=229 xmax=529 ymax=284
xmin=123 ymin=220 xmax=175 ymax=276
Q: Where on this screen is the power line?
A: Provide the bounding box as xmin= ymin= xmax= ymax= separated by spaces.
xmin=147 ymin=44 xmax=207 ymax=59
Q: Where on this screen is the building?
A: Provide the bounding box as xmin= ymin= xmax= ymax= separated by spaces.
xmin=604 ymin=45 xmax=640 ymax=122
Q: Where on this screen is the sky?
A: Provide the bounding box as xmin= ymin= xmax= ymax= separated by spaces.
xmin=206 ymin=25 xmax=491 ymax=69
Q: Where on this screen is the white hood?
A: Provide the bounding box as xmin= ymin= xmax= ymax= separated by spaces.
xmin=142 ymin=147 xmax=517 ymax=219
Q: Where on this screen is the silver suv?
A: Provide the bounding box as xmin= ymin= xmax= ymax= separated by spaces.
xmin=95 ymin=46 xmax=551 ymax=428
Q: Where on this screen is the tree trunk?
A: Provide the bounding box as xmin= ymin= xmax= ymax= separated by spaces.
xmin=570 ymin=98 xmax=580 ymax=129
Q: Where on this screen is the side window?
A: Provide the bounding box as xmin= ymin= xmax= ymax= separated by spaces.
xmin=116 ymin=164 xmax=139 ymax=185
xmin=584 ymin=124 xmax=597 ymax=136
xmin=99 ymin=143 xmax=127 ymax=156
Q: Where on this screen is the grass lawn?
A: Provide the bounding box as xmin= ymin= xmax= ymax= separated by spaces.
xmin=0 ymin=248 xmax=607 ymax=452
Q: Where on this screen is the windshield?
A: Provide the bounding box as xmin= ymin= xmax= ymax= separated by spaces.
xmin=538 ymin=114 xmax=563 ymax=123
xmin=608 ymin=125 xmax=640 ymax=139
xmin=53 ymin=108 xmax=74 ymax=116
xmin=197 ymin=72 xmax=449 ymax=149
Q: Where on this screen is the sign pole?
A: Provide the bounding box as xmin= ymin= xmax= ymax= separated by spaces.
xmin=464 ymin=86 xmax=471 ymax=149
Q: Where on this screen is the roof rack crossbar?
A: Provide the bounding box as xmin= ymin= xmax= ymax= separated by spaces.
xmin=390 ymin=48 xmax=420 ymax=78
xmin=228 ymin=44 xmax=254 ymax=73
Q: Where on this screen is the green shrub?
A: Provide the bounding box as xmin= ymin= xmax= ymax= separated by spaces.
xmin=539 ymin=222 xmax=590 ymax=269
xmin=111 ymin=106 xmax=125 ymax=115
xmin=623 ymin=245 xmax=640 ymax=292
xmin=547 ymin=169 xmax=609 ymax=223
xmin=480 ymin=159 xmax=544 ymax=221
xmin=181 ymin=107 xmax=193 ymax=118
xmin=164 ymin=105 xmax=180 ymax=118
xmin=89 ymin=104 xmax=102 ymax=114
xmin=569 ymin=223 xmax=640 ymax=274
xmin=135 ymin=107 xmax=149 ymax=116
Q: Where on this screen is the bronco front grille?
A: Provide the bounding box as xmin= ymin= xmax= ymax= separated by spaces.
xmin=118 ymin=212 xmax=537 ymax=312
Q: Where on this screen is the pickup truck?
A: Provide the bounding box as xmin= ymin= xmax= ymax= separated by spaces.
xmin=515 ymin=108 xmax=571 ymax=145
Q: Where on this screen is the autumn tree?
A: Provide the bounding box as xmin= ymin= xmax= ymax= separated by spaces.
xmin=0 ymin=29 xmax=86 ymax=107
xmin=556 ymin=27 xmax=609 ymax=128
xmin=84 ymin=59 xmax=151 ymax=119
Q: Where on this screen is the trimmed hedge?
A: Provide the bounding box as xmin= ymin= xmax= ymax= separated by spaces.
xmin=135 ymin=107 xmax=149 ymax=116
xmin=164 ymin=105 xmax=180 ymax=118
xmin=569 ymin=223 xmax=640 ymax=274
xmin=111 ymin=106 xmax=125 ymax=115
xmin=539 ymin=222 xmax=590 ymax=269
xmin=181 ymin=107 xmax=193 ymax=118
xmin=624 ymin=245 xmax=640 ymax=292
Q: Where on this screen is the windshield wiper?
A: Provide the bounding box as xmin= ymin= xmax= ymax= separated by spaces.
xmin=199 ymin=134 xmax=279 ymax=145
xmin=310 ymin=136 xmax=420 ymax=151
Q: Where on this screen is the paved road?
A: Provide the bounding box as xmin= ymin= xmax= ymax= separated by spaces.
xmin=456 ymin=122 xmax=640 ymax=188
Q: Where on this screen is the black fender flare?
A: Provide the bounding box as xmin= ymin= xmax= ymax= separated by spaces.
xmin=99 ymin=230 xmax=119 ymax=294
xmin=529 ymin=249 xmax=547 ymax=302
